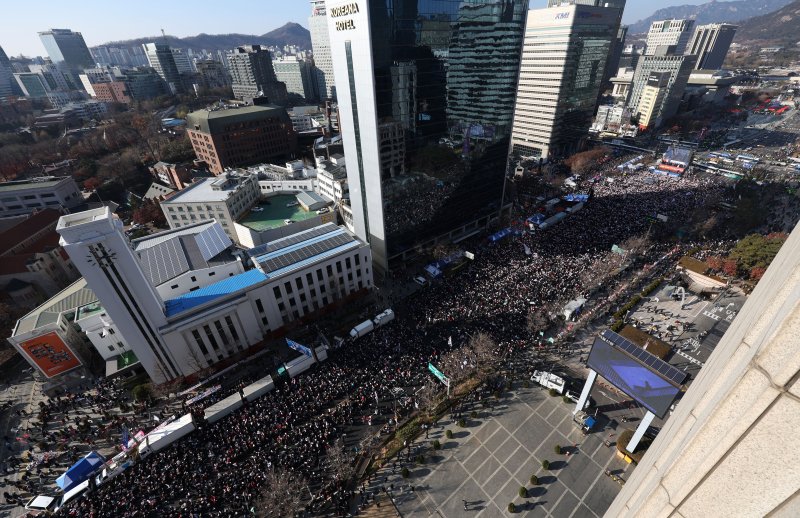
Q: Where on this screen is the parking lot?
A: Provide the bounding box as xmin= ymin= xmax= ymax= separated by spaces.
xmin=362 ymin=383 xmax=627 ymax=517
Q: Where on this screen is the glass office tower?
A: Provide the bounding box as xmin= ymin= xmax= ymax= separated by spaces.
xmin=328 ymin=0 xmax=527 ymax=271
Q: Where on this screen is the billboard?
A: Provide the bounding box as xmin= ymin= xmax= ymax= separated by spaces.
xmin=587 ymin=331 xmax=685 ymax=418
xmin=19 ymin=332 xmax=82 ymax=378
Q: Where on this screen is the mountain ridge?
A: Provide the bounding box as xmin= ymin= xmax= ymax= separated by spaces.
xmin=94 ymin=22 xmax=311 ymax=52
xmin=628 ymin=0 xmax=794 ymax=34
xmin=734 ymin=0 xmax=800 ymax=42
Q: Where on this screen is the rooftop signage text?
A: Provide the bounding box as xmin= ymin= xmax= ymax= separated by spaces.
xmin=331 ymin=2 xmax=359 ymax=31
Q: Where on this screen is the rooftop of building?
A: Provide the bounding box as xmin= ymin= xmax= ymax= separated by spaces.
xmin=162 ymin=173 xmax=254 ymax=204
xmin=164 ymin=268 xmax=268 ymax=318
xmin=186 ymin=104 xmax=287 ymax=134
xmin=13 ymin=278 xmax=97 ymax=337
xmin=0 ymin=177 xmax=69 ymax=192
xmin=131 ymin=220 xmax=236 ymax=287
xmin=0 ymin=209 xmax=62 ymax=253
xmin=248 ymin=223 xmax=361 ymax=277
xmin=237 ymin=194 xmax=318 ymax=232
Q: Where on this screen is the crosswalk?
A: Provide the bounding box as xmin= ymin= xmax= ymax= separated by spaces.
xmin=673 ymin=349 xmax=704 ymax=367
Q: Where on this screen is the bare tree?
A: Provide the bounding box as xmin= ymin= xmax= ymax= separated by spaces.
xmin=257 ymin=468 xmax=308 ymax=518
xmin=526 ymin=309 xmax=550 ymax=337
xmin=326 ymin=436 xmax=355 ymax=484
xmin=415 ymin=381 xmax=441 ymax=413
xmin=469 ymin=332 xmax=499 ymax=369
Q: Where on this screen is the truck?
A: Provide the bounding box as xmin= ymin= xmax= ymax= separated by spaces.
xmin=349 ymin=319 xmax=375 ymax=339
xmin=530 ymin=370 xmax=566 ymax=394
xmin=373 ymin=308 xmax=395 ymax=328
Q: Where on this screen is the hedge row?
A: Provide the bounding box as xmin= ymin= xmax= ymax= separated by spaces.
xmin=608 ymin=277 xmax=664 ymax=332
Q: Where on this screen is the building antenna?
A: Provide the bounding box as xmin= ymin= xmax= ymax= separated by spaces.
xmin=161 ymin=28 xmax=168 ymax=44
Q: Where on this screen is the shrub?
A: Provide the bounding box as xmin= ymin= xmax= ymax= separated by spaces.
xmin=433 ymin=440 xmax=441 ymax=450
xmin=494 ymin=390 xmax=502 ymax=399
xmin=507 ymin=502 xmax=516 ymax=513
xmin=416 ymin=454 xmax=425 ymax=465
xmin=518 ymin=486 xmax=527 ymax=498
xmin=562 ymin=395 xmax=571 ymax=404
xmin=470 ymin=410 xmax=478 ymax=419
xmin=548 ymin=388 xmax=558 ymax=397
xmin=554 ymin=445 xmax=562 ymax=455
xmin=401 ymin=467 xmax=410 ymax=478
xmin=530 ymin=474 xmax=539 ymax=485
xmin=446 ymin=429 xmax=453 ymax=439
xmin=611 ymin=320 xmax=624 ymax=332
xmin=132 ymin=383 xmax=153 ymax=402
xmin=542 ymin=459 xmax=550 ymax=470
xmin=458 ymin=418 xmax=466 ymax=428
xmin=523 ymin=381 xmax=530 ymax=389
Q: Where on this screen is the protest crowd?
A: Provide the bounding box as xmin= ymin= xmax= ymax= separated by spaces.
xmin=21 ymin=161 xmax=729 ymax=517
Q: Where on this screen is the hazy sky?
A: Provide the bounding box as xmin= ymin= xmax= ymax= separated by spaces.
xmin=2 ymin=0 xmax=709 ymax=57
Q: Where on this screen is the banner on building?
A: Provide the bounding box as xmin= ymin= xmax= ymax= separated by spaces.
xmin=286 ymin=338 xmax=313 ymax=358
xmin=18 ymin=332 xmax=81 ymax=378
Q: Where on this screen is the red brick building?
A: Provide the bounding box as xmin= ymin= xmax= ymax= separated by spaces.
xmin=92 ymin=81 xmax=131 ymax=105
xmin=185 ymin=103 xmax=297 ymax=175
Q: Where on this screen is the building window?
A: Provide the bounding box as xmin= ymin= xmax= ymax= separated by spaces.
xmin=355 ymin=254 xmax=360 ymax=266
xmin=189 ymin=287 xmax=200 ymax=292
xmin=336 ymin=261 xmax=342 ymax=274
xmin=306 ymin=273 xmax=313 ymax=286
xmin=278 ymin=302 xmax=286 ymax=311
xmin=284 ymin=282 xmax=293 ymax=294
xmin=192 ymin=329 xmax=209 ymax=355
xmin=346 ymin=257 xmax=352 ymax=269
xmin=209 ymin=272 xmax=216 ymax=277
xmin=203 ymin=325 xmax=219 ymax=350
xmin=261 ymin=316 xmax=268 ymax=326
xmin=255 ymin=298 xmax=264 ymax=313
xmin=191 ymin=276 xmax=197 ymax=282
xmin=326 ymin=265 xmax=333 ymax=277
xmin=316 ymin=269 xmax=323 ymax=281
xmin=225 ymin=316 xmax=240 ymax=341
xmin=214 ymin=320 xmax=229 ymax=345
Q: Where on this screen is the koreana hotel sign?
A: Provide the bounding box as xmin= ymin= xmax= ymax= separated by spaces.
xmin=330 ymin=2 xmax=359 ymax=31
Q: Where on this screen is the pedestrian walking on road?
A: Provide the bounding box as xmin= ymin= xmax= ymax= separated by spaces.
xmin=463 ymin=499 xmax=468 ymax=511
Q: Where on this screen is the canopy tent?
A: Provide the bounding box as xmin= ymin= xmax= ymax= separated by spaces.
xmin=563 ymin=194 xmax=589 ymax=203
xmin=488 ymin=228 xmax=512 ymax=243
xmin=56 ymin=451 xmax=105 ymax=493
xmin=527 ymin=213 xmax=545 ymax=225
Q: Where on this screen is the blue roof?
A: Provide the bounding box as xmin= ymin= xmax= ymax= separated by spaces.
xmin=164 ymin=269 xmax=268 ymax=317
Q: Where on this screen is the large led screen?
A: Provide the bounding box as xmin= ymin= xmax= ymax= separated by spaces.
xmin=587 ymin=336 xmax=681 ymax=418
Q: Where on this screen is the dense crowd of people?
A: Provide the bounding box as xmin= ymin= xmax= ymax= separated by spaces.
xmin=51 ymin=162 xmax=731 ymax=517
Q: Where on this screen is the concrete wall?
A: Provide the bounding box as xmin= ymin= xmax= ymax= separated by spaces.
xmin=606 ymin=222 xmax=800 ymax=517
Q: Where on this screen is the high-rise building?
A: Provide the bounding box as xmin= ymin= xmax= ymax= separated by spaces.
xmin=636 ymin=71 xmax=670 ymax=128
xmin=327 ymin=0 xmax=527 ymax=271
xmin=122 ymin=67 xmax=168 ymax=100
xmin=273 ymin=56 xmax=316 ymax=100
xmin=686 ymin=23 xmax=737 ymax=70
xmin=644 ymin=19 xmax=694 ymax=55
xmin=38 ymin=29 xmax=94 ymax=70
xmin=185 ymin=102 xmax=297 ymax=175
xmin=627 ymin=50 xmax=696 ymax=127
xmin=227 ymin=45 xmax=287 ymax=104
xmin=510 ymin=3 xmax=622 ymax=160
xmin=547 ymin=0 xmax=626 ymax=7
xmin=195 ymin=60 xmax=230 ymax=90
xmin=309 ymin=0 xmax=335 ymax=99
xmin=0 ymin=45 xmax=14 ymax=99
xmin=171 ymin=48 xmax=195 ymax=74
xmin=14 ymin=72 xmax=51 ymax=98
xmin=143 ymin=42 xmax=184 ymax=94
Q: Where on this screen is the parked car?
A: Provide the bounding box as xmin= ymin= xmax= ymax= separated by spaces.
xmin=413 ymin=276 xmax=428 ymax=286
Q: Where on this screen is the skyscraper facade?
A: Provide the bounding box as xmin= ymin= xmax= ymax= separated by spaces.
xmin=510 ymin=3 xmax=622 ymax=160
xmin=228 ymin=45 xmax=287 ymax=104
xmin=644 ymin=19 xmax=694 ymax=55
xmin=309 ymin=0 xmax=335 ymax=99
xmin=0 ymin=45 xmax=13 ymax=99
xmin=38 ymin=29 xmax=94 ymax=70
xmin=627 ymin=51 xmax=696 ymax=126
xmin=143 ymin=42 xmax=184 ymax=94
xmin=686 ymin=23 xmax=737 ymax=70
xmin=327 ymin=0 xmax=527 ymax=270
xmin=273 ymin=56 xmax=316 ymax=100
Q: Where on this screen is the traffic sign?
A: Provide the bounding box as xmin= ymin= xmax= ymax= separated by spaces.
xmin=428 ymin=362 xmax=450 ymax=387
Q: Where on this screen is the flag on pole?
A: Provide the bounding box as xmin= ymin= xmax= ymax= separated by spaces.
xmin=285 ymin=338 xmax=313 ymax=357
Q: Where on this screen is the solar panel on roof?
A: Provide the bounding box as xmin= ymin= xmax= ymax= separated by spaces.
xmin=258 ymin=233 xmax=353 ymax=273
xmin=600 ymin=330 xmax=688 ymax=386
xmin=246 ymin=224 xmax=338 ymax=258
